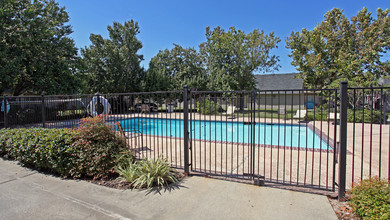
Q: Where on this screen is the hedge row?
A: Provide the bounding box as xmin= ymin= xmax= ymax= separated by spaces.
xmin=306 ymin=109 xmax=385 ymax=124
xmin=0 ymin=128 xmax=77 ymax=176
xmin=0 ymin=116 xmax=131 ymax=179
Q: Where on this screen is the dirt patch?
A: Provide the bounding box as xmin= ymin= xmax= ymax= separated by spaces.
xmin=89 ymin=169 xmax=186 ymax=190
xmin=328 ymin=197 xmax=360 ymax=220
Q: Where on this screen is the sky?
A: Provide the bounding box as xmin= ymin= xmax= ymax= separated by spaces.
xmin=56 ymin=0 xmax=389 ymax=74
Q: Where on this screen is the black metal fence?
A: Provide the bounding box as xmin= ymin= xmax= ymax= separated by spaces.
xmin=345 ymin=86 xmax=390 ymax=186
xmin=2 ymin=82 xmax=390 ymax=200
xmin=189 ymin=89 xmax=338 ymax=192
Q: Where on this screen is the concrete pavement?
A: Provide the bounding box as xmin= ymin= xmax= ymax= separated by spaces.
xmin=0 ymin=158 xmax=337 ymax=220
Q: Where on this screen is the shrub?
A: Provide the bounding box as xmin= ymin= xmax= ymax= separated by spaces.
xmin=0 ymin=128 xmax=77 ymax=176
xmin=306 ymin=112 xmax=328 ymax=121
xmin=347 ymin=109 xmax=384 ymax=124
xmin=304 ymin=109 xmax=385 ymax=123
xmin=348 ymin=177 xmax=390 ymax=220
xmin=69 ymin=115 xmax=129 ymax=179
xmin=0 ymin=115 xmax=133 ymax=179
xmin=115 ymin=159 xmax=139 ymax=184
xmin=196 ymin=99 xmax=222 ymax=115
xmin=116 ymin=156 xmax=178 ymax=189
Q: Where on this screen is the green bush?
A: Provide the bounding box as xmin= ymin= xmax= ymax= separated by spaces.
xmin=306 ymin=112 xmax=328 ymax=121
xmin=116 ymin=156 xmax=178 ymax=189
xmin=0 ymin=128 xmax=77 ymax=176
xmin=348 ymin=177 xmax=390 ymax=219
xmin=196 ymin=99 xmax=222 ymax=115
xmin=69 ymin=116 xmax=129 ymax=179
xmin=347 ymin=109 xmax=384 ymax=124
xmin=304 ymin=109 xmax=385 ymax=124
xmin=0 ymin=115 xmax=132 ymax=179
xmin=115 ymin=159 xmax=139 ymax=184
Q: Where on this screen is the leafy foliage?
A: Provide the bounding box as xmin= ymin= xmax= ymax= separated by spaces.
xmin=348 ymin=177 xmax=390 ymax=220
xmin=142 ymin=64 xmax=172 ymax=92
xmin=306 ymin=111 xmax=328 ymax=121
xmin=115 ymin=158 xmax=138 ymax=183
xmin=0 ymin=116 xmax=132 ymax=179
xmin=0 ymin=0 xmax=80 ymax=95
xmin=286 ymin=8 xmax=390 ymax=89
xmin=70 ymin=115 xmax=128 ymax=178
xmin=146 ymin=26 xmax=280 ymax=93
xmin=116 ymin=156 xmax=178 ymax=189
xmin=196 ymin=98 xmax=222 ymax=115
xmin=145 ymin=44 xmax=208 ymax=91
xmin=200 ymin=26 xmax=280 ymax=91
xmin=347 ymin=109 xmax=384 ymax=124
xmin=0 ymin=128 xmax=77 ymax=176
xmin=81 ymin=20 xmax=144 ymax=93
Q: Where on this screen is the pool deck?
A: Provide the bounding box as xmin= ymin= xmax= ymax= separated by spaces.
xmin=120 ymin=112 xmax=390 ymax=191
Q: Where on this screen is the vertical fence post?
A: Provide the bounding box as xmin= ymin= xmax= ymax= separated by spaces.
xmin=251 ymin=91 xmax=256 ymax=179
xmin=96 ymin=92 xmax=100 ymax=116
xmin=338 ymin=81 xmax=348 ymax=201
xmin=41 ymin=93 xmax=46 ymax=128
xmin=183 ymin=85 xmax=190 ymax=175
xmin=3 ymin=95 xmax=8 ymax=128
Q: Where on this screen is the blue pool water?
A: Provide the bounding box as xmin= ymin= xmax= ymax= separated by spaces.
xmin=118 ymin=117 xmax=331 ymax=149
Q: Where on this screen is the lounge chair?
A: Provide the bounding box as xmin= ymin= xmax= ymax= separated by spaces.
xmin=223 ymin=106 xmax=236 ymax=119
xmin=293 ymin=109 xmax=307 ymax=119
xmin=328 ymin=113 xmax=340 ymax=124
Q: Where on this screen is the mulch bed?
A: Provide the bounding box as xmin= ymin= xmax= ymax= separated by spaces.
xmin=328 ymin=196 xmax=360 ymax=220
xmin=88 ymin=169 xmax=186 ymax=190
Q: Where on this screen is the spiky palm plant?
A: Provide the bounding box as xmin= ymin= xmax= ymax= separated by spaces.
xmin=116 ymin=156 xmax=178 ymax=189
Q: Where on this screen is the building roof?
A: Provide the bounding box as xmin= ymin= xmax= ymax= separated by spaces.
xmin=254 ymin=73 xmax=303 ymax=90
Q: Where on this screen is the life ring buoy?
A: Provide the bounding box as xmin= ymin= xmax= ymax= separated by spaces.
xmin=1 ymin=100 xmax=10 ymax=114
xmin=87 ymin=96 xmax=111 ymax=117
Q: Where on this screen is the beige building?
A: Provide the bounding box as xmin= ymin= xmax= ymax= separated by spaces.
xmin=253 ymin=73 xmax=320 ymax=110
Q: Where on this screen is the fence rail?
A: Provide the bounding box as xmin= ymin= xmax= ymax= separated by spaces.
xmin=2 ymin=82 xmax=390 ymax=200
xmin=189 ymin=88 xmax=338 ymax=191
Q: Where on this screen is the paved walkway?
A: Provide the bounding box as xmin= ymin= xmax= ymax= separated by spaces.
xmin=0 ymin=159 xmax=337 ymax=220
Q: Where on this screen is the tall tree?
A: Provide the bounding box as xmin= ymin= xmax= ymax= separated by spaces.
xmin=145 ymin=44 xmax=207 ymax=91
xmin=200 ymin=26 xmax=280 ymax=91
xmin=81 ymin=20 xmax=144 ymax=93
xmin=0 ymin=0 xmax=80 ymax=95
xmin=286 ymin=8 xmax=390 ymax=89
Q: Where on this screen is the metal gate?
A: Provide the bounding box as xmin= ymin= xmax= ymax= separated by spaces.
xmin=189 ymin=89 xmax=338 ymax=191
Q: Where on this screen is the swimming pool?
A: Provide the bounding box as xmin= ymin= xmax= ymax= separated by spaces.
xmin=118 ymin=117 xmax=331 ymax=149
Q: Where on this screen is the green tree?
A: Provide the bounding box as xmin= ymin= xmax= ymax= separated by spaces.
xmin=286 ymin=8 xmax=390 ymax=89
xmin=142 ymin=66 xmax=172 ymax=92
xmin=200 ymin=26 xmax=280 ymax=91
xmin=81 ymin=20 xmax=144 ymax=93
xmin=146 ymin=44 xmax=207 ymax=91
xmin=0 ymin=0 xmax=80 ymax=95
